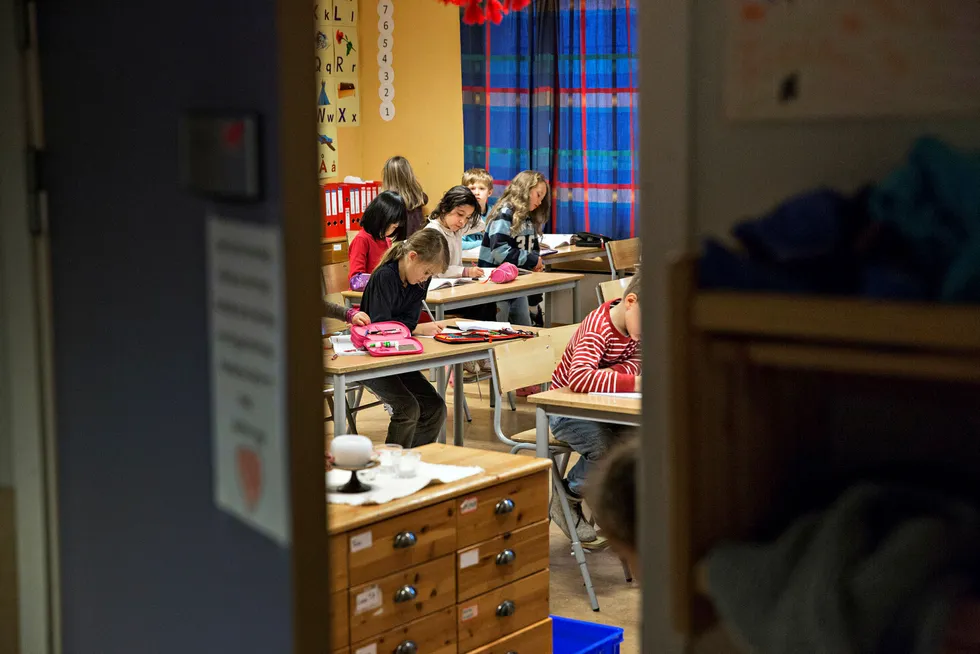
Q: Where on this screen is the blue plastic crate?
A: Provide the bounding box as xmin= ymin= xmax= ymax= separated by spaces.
xmin=552 ymin=615 xmax=625 ymax=654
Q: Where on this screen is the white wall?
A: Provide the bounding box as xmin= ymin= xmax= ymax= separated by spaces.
xmin=692 ymin=1 xmax=980 ymax=238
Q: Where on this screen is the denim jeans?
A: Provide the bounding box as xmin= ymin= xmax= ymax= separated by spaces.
xmin=550 ymin=416 xmax=630 ymax=496
xmin=362 ymin=372 xmax=446 ymax=448
xmin=496 ymin=295 xmax=532 ymax=326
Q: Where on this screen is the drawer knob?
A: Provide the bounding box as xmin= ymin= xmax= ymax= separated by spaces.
xmin=394 ymin=585 xmax=418 ymax=603
xmin=394 ymin=640 xmax=418 ymax=654
xmin=393 ymin=531 xmax=418 ymax=549
xmin=494 ymin=498 xmax=515 ymax=515
xmin=495 ymin=549 xmax=517 ymax=566
xmin=495 ymin=600 xmax=516 ymax=617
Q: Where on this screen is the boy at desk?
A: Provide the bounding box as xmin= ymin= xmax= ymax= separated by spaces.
xmin=549 ymin=274 xmax=641 ymax=546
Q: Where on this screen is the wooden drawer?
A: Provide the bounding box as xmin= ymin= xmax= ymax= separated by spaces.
xmin=466 ymin=618 xmax=552 ymax=654
xmin=457 ymin=520 xmax=550 ymax=602
xmin=334 ymin=650 xmax=349 ymax=654
xmin=456 ymin=569 xmax=550 ymax=652
xmin=331 ymin=590 xmax=349 ymax=650
xmin=348 ymin=500 xmax=456 ymax=586
xmin=350 ymin=607 xmax=456 ymax=654
xmin=456 ymin=471 xmax=549 ymax=549
xmin=349 ymin=554 xmax=456 ymax=643
xmin=330 ymin=533 xmax=349 ymax=592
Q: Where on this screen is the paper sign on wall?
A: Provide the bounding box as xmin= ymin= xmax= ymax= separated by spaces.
xmin=208 ymin=216 xmax=290 ymax=546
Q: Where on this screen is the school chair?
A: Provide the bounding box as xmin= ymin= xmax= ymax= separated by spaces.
xmin=596 ymin=277 xmax=630 ymax=305
xmin=488 ymin=328 xmax=629 ymax=612
xmin=606 ymin=237 xmax=639 ymax=280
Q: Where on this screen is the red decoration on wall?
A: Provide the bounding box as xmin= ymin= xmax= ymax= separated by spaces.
xmin=438 ymin=0 xmax=528 ymax=25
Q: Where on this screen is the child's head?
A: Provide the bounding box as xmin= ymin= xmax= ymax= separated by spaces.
xmin=361 ymin=190 xmax=407 ymax=240
xmin=382 ymin=155 xmax=426 ymax=211
xmin=428 ymin=186 xmax=482 ymax=234
xmin=376 ymin=228 xmax=450 ymax=285
xmin=462 ymin=168 xmax=493 ymax=213
xmin=488 ymin=170 xmax=550 ymax=235
xmin=588 ymin=438 xmax=639 ymax=573
xmin=622 ymin=275 xmax=641 ymax=341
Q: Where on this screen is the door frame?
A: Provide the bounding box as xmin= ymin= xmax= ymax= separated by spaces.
xmin=0 ymin=0 xmax=60 ymax=652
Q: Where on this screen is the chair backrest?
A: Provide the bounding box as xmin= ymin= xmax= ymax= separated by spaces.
xmin=540 ymin=324 xmax=579 ymax=365
xmin=322 ymin=261 xmax=350 ymax=295
xmin=597 ymin=277 xmax=630 ymax=303
xmin=608 ymin=238 xmax=640 ymax=273
xmin=491 ymin=334 xmax=556 ymax=394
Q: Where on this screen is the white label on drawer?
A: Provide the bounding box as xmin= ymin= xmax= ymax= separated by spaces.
xmin=459 ymin=548 xmax=480 ymax=569
xmin=333 ymin=243 xmax=342 ymax=251
xmin=460 ymin=497 xmax=478 ymax=515
xmin=350 ymin=531 xmax=373 ymax=553
xmin=461 ymin=605 xmax=479 ymax=622
xmin=354 ymin=645 xmax=377 ymax=654
xmin=355 ymin=585 xmax=383 ymax=615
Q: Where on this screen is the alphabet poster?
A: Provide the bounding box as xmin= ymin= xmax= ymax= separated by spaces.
xmin=334 ymin=74 xmax=360 ymax=127
xmin=725 ymin=0 xmax=980 ymax=120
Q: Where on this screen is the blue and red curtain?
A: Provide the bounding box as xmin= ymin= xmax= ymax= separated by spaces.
xmin=460 ymin=0 xmax=639 ymax=239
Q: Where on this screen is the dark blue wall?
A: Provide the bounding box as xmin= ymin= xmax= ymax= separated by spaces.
xmin=39 ymin=3 xmax=294 ymax=652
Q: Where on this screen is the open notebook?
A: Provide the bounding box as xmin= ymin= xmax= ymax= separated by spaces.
xmin=428 ymin=268 xmax=531 ymax=290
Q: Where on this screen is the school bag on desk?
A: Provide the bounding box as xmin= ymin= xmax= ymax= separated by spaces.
xmin=571 ymin=231 xmax=613 ymax=248
xmin=350 ymin=321 xmax=424 ymax=356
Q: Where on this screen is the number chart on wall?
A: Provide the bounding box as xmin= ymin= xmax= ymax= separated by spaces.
xmin=378 ymin=0 xmax=395 ymax=121
xmin=725 ymin=0 xmax=980 ymax=120
xmin=316 ymin=0 xmax=362 ymax=180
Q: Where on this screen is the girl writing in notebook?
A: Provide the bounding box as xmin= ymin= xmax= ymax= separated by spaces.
xmin=424 ymin=185 xmax=485 ymax=280
xmin=359 ymin=229 xmax=452 ymax=448
xmin=477 ymin=170 xmax=549 ymax=326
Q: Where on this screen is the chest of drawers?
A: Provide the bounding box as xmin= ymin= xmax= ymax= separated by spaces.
xmin=328 ymin=444 xmax=553 ymax=654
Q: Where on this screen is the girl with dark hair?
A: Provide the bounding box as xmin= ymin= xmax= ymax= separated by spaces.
xmin=348 ymin=190 xmax=406 ymax=286
xmin=424 ymin=185 xmax=485 ymax=279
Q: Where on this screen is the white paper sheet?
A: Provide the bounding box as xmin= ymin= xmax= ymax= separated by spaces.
xmin=208 ymin=216 xmax=290 ymax=546
xmin=329 ymin=334 xmax=366 ymax=355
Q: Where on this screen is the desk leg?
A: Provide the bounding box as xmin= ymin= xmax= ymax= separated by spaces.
xmin=333 ymin=374 xmax=347 ymax=436
xmin=572 ymin=281 xmax=581 ymax=322
xmin=453 ymin=362 xmax=465 ymax=446
xmin=544 ymin=293 xmax=554 ymax=328
xmin=436 ymin=365 xmax=448 ymax=444
xmin=535 ymin=406 xmax=549 ymax=459
xmin=435 ymin=306 xmax=445 ymax=321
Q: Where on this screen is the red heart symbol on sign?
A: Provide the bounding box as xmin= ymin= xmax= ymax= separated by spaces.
xmin=236 ymin=446 xmax=263 ymax=512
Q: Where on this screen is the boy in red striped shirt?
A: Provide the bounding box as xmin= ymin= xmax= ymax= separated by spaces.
xmin=550 ymin=275 xmax=641 ymax=545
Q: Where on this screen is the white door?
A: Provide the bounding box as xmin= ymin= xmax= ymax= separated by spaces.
xmin=0 ymin=0 xmax=60 ymax=652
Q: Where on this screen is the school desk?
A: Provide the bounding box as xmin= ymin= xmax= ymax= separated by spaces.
xmin=462 ymin=244 xmax=608 ymax=270
xmin=341 ymin=271 xmax=586 ymax=326
xmin=327 ymin=444 xmax=553 ymax=653
xmin=325 ymin=337 xmax=496 ymax=445
xmin=526 ymin=387 xmax=642 ymax=459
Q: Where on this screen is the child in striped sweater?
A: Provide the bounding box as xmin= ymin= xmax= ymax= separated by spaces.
xmin=549 ymin=274 xmax=641 ymax=545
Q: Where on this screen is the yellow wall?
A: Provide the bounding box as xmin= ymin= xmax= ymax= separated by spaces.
xmin=355 ymin=0 xmax=464 ymax=207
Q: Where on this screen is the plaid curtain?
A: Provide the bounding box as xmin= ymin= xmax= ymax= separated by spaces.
xmin=460 ymin=0 xmax=638 ymax=239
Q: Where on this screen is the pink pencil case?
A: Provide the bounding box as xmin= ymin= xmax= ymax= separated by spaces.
xmin=350 ymin=321 xmax=424 ymax=357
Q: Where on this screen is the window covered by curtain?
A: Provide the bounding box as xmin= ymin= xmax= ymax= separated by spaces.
xmin=460 ymin=0 xmax=638 ymax=239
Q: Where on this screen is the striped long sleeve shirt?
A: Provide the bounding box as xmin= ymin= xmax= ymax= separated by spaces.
xmin=551 ymin=301 xmax=641 ymax=393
